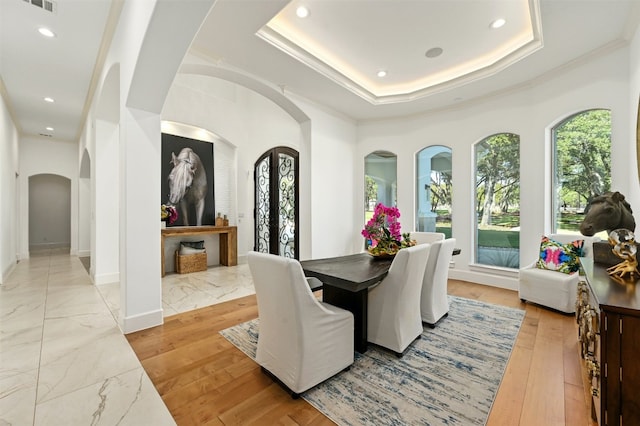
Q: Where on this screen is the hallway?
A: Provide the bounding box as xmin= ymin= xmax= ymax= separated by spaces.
xmin=0 ymin=250 xmax=252 ymax=425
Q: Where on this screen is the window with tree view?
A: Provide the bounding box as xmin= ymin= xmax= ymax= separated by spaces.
xmin=415 ymin=146 xmax=452 ymax=237
xmin=553 ymin=109 xmax=611 ymax=236
xmin=475 ymin=133 xmax=520 ymax=268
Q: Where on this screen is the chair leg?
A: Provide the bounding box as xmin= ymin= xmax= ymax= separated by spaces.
xmin=424 ymin=312 xmax=448 ymax=328
xmin=261 ymin=366 xmax=302 ymax=399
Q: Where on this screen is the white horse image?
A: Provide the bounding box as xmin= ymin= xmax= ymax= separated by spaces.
xmin=168 ymin=147 xmax=207 ymax=226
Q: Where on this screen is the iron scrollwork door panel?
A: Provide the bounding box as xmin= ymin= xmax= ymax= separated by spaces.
xmin=278 ymin=152 xmax=296 ymax=258
xmin=255 ymin=156 xmax=270 ymax=253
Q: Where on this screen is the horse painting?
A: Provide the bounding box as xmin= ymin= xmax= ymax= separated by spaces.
xmin=168 ymin=147 xmax=207 ymax=226
xmin=579 ymin=191 xmax=636 ymax=236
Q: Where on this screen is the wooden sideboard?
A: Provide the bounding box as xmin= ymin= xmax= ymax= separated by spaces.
xmin=161 ymin=226 xmax=237 ymax=276
xmin=577 ymin=258 xmax=640 ymax=426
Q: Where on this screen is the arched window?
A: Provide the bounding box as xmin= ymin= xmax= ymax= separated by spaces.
xmin=415 ymin=146 xmax=452 ymax=236
xmin=364 ymin=150 xmax=397 ymax=217
xmin=552 ymin=109 xmax=611 ymax=235
xmin=474 ymin=133 xmax=520 ymax=268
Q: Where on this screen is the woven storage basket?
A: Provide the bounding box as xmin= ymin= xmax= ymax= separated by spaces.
xmin=175 ymin=250 xmax=207 ymax=274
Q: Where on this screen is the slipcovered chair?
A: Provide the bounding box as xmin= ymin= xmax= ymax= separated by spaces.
xmin=367 ymin=244 xmax=430 ymax=357
xmin=420 ymin=238 xmax=457 ymax=327
xmin=410 ymin=231 xmax=445 ymax=245
xmin=519 ymin=234 xmax=598 ymax=313
xmin=247 ymin=251 xmax=354 ymax=397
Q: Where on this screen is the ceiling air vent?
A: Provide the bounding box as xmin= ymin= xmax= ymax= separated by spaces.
xmin=22 ymin=0 xmax=57 ymax=14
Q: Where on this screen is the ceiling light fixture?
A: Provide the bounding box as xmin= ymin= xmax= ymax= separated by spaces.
xmin=44 ymin=97 xmax=54 ymax=103
xmin=296 ymin=6 xmax=309 ymax=18
xmin=491 ymin=18 xmax=506 ymax=29
xmin=46 ymin=126 xmax=54 ymax=131
xmin=425 ymin=47 xmax=443 ymax=58
xmin=38 ymin=27 xmax=56 ymax=38
xmin=377 ymin=70 xmax=387 ymax=78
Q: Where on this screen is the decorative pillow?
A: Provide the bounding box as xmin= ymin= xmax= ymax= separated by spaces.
xmin=181 ymin=240 xmax=205 ymax=249
xmin=179 ymin=244 xmax=206 ymax=255
xmin=536 ymin=236 xmax=584 ymax=274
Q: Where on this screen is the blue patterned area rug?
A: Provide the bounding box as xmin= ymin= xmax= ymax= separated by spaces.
xmin=219 ymin=296 xmax=524 ymax=425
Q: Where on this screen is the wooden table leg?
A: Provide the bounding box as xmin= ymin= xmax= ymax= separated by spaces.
xmin=161 ymin=234 xmax=166 ymax=277
xmin=322 ymin=285 xmax=368 ymax=353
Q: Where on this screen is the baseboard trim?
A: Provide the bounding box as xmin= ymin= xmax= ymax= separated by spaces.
xmin=121 ymin=309 xmax=164 ymax=334
xmin=449 ymin=269 xmax=518 ymax=291
xmin=94 ymin=272 xmax=119 ymax=285
xmin=77 ymin=250 xmax=91 ymax=257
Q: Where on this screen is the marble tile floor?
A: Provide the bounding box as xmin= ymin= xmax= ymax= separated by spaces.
xmin=0 ymin=248 xmax=255 ymax=425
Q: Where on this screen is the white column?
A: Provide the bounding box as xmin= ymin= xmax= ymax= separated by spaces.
xmin=119 ymin=107 xmax=163 ymax=333
xmin=93 ymin=119 xmax=120 ymax=284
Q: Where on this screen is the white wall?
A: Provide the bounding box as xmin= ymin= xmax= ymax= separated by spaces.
xmin=18 ymin=136 xmax=79 ymax=259
xmin=627 ymin=23 xmax=640 ymax=218
xmin=357 ymin=47 xmax=632 ymax=290
xmin=0 ymin=92 xmax=19 ymax=282
xmin=78 ymin=149 xmax=91 ymax=257
xmin=288 ymin=93 xmax=359 ymax=258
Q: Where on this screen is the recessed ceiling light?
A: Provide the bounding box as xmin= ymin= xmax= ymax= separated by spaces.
xmin=490 ymin=18 xmax=506 ymax=29
xmin=377 ymin=70 xmax=387 ymax=78
xmin=296 ymin=6 xmax=309 ymax=18
xmin=425 ymin=47 xmax=443 ymax=58
xmin=38 ymin=27 xmax=56 ymax=38
xmin=46 ymin=126 xmax=54 ymax=131
xmin=44 ymin=97 xmax=54 ymax=103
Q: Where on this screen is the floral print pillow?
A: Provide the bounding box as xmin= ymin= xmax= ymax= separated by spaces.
xmin=536 ymin=236 xmax=584 ymax=274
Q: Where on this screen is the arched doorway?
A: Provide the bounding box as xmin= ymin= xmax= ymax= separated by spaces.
xmin=254 ymin=147 xmax=299 ymax=259
xmin=28 ymin=174 xmax=71 ymax=253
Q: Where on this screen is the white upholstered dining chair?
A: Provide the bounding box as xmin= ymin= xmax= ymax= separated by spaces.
xmin=367 ymin=244 xmax=431 ymax=357
xmin=247 ymin=251 xmax=354 ymax=397
xmin=420 ymin=237 xmax=457 ymax=327
xmin=410 ymin=231 xmax=445 ymax=245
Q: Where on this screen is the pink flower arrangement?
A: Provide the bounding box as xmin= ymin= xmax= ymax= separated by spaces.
xmin=161 ymin=204 xmax=178 ymax=225
xmin=362 ymin=203 xmax=415 ymax=256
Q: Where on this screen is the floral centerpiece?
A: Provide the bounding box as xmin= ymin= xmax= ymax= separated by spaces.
xmin=161 ymin=204 xmax=178 ymax=225
xmin=362 ymin=203 xmax=415 ymax=257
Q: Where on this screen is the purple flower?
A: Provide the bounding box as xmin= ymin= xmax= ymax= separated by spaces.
xmin=362 ymin=203 xmax=411 ymax=253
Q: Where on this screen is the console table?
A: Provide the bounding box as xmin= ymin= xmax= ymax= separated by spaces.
xmin=161 ymin=226 xmax=237 ymax=276
xmin=577 ymin=258 xmax=640 ymax=426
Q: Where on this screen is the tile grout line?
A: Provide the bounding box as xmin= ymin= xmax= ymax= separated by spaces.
xmin=31 ymin=251 xmax=52 ymax=425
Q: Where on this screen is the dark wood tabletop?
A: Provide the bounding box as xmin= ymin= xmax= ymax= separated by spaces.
xmin=300 ymin=253 xmax=393 ymax=293
xmin=580 ymin=257 xmax=640 ymax=312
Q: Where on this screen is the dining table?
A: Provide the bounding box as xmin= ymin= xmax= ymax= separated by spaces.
xmin=300 ymin=253 xmax=393 ymax=353
xmin=300 ymin=247 xmax=461 ymax=353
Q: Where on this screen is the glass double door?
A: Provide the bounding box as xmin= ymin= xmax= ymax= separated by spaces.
xmin=254 ymin=147 xmax=299 ymax=259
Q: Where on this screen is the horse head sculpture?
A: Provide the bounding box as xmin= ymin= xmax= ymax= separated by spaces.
xmin=168 ymin=147 xmax=207 ymax=226
xmin=580 ymin=191 xmax=636 ymax=236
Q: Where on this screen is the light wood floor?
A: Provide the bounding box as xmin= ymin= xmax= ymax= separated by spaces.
xmin=126 ymin=279 xmax=595 ymax=426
